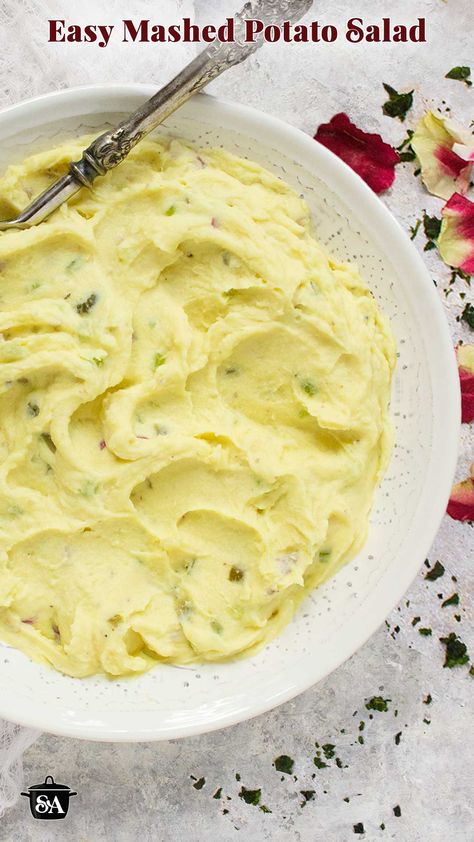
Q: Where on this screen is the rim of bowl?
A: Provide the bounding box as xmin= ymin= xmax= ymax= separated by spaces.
xmin=0 ymin=84 xmax=461 ymax=741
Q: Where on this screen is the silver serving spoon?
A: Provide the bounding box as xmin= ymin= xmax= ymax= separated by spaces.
xmin=0 ymin=0 xmax=312 ymax=231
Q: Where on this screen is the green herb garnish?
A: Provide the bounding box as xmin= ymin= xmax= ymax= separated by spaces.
xmin=229 ymin=566 xmax=244 ymax=582
xmin=192 ymin=777 xmax=205 ymax=790
xmin=152 ymin=352 xmax=167 ymax=370
xmin=445 ymin=66 xmax=472 ymax=86
xmin=165 ymin=205 xmax=176 ymax=216
xmin=393 ymin=805 xmax=402 ymax=817
xmin=301 ymin=378 xmax=317 ymax=396
xmin=322 ymin=744 xmax=335 ymax=760
xmin=76 ymin=293 xmax=98 ymax=315
xmin=365 ymin=696 xmax=390 ymax=712
xmin=422 ymin=213 xmax=442 ymax=251
xmin=353 ymin=823 xmax=365 ymax=835
xmin=239 ymin=786 xmax=261 ymax=806
xmin=410 ymin=219 xmax=421 ymax=240
xmin=440 ymin=632 xmax=469 ymax=668
xmin=442 ymin=593 xmax=459 ymax=608
xmin=313 ymin=756 xmax=328 ymax=769
xmin=397 ymin=129 xmax=416 ymax=161
xmin=461 ymin=303 xmax=474 ymax=329
xmin=419 ymin=627 xmax=432 ymax=636
xmin=382 ymin=84 xmax=414 ymax=121
xmin=425 ymin=560 xmax=445 ymax=581
xmin=274 ymin=755 xmax=294 ymax=775
xmin=300 ymin=790 xmax=315 ymax=805
xmin=423 ymin=694 xmax=432 ymax=705
xmin=213 ymin=788 xmax=222 ymax=799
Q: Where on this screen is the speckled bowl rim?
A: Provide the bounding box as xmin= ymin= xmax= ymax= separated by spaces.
xmin=0 ymin=84 xmax=460 ymax=741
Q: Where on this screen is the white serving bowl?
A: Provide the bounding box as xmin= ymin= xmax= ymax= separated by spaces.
xmin=0 ymin=85 xmax=459 ymax=741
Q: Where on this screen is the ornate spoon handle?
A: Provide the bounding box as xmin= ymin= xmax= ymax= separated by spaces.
xmin=0 ymin=0 xmax=312 ymax=230
xmin=78 ymin=0 xmax=312 ymax=182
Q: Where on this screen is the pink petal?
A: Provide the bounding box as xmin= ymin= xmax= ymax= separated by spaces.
xmin=447 ymin=475 xmax=474 ymax=522
xmin=411 ymin=111 xmax=474 ymax=199
xmin=314 ymin=113 xmax=400 ymax=194
xmin=457 ymin=345 xmax=474 ymax=423
xmin=438 ymin=193 xmax=474 ymax=273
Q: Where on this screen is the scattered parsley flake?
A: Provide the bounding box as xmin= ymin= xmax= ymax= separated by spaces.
xmin=425 ymin=561 xmax=445 ymax=581
xmin=423 ymin=694 xmax=432 ymax=705
xmin=76 ymin=293 xmax=97 ymax=315
xmin=229 ymin=566 xmax=244 ymax=582
xmin=322 ymin=744 xmax=335 ymax=760
xmin=239 ymin=786 xmax=261 ymax=806
xmin=393 ymin=805 xmax=402 ymax=818
xmin=396 ymin=129 xmax=416 ymax=160
xmin=422 ymin=213 xmax=442 ymax=252
xmin=300 ymin=790 xmax=315 ymax=805
xmin=301 ymin=378 xmax=317 ymax=396
xmin=461 ymin=303 xmax=474 ymax=329
xmin=213 ymin=788 xmax=222 ymax=799
xmin=410 ymin=219 xmax=421 ymax=240
xmin=419 ymin=627 xmax=432 ymax=636
xmin=153 ymin=352 xmax=166 ymax=370
xmin=382 ymin=84 xmax=414 ymax=121
xmin=440 ymin=633 xmax=469 ymax=668
xmin=275 ymin=755 xmax=294 ymax=775
xmin=442 ymin=593 xmax=459 ymax=608
xmin=412 ymin=616 xmax=421 ymax=626
xmin=313 ymin=756 xmax=328 ymax=769
xmin=165 ymin=205 xmax=176 ymax=216
xmin=365 ymin=696 xmax=390 ymax=712
xmin=192 ymin=777 xmax=205 ymax=790
xmin=353 ymin=822 xmax=365 ymax=834
xmin=445 ymin=66 xmax=472 ymax=86
xmin=395 ymin=732 xmax=402 ymax=745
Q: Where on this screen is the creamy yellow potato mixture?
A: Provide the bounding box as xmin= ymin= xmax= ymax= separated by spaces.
xmin=0 ymin=137 xmax=395 ymax=677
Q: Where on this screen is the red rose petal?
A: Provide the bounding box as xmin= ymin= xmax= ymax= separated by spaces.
xmin=460 ymin=370 xmax=474 ymax=423
xmin=457 ymin=345 xmax=474 ymax=423
xmin=434 ymin=145 xmax=468 ymax=179
xmin=447 ymin=476 xmax=474 ymax=522
xmin=314 ymin=113 xmax=400 ymax=194
xmin=411 ymin=112 xmax=474 ymax=199
xmin=438 ymin=193 xmax=474 ymax=274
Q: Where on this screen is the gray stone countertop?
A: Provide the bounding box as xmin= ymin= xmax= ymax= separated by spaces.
xmin=0 ymin=0 xmax=473 ymax=839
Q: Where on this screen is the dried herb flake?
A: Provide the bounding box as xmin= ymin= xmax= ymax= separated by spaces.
xmin=382 ymin=83 xmax=414 ymax=121
xmin=275 ymin=755 xmax=294 ymax=775
xmin=365 ymin=696 xmax=390 ymax=712
xmin=440 ymin=633 xmax=469 ymax=668
xmin=425 ymin=561 xmax=445 ymax=581
xmin=445 ymin=66 xmax=472 ymax=86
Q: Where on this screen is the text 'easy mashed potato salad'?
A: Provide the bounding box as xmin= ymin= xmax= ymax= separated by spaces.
xmin=0 ymin=138 xmax=395 ymax=677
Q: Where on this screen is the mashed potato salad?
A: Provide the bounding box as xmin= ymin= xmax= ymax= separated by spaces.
xmin=0 ymin=137 xmax=395 ymax=677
